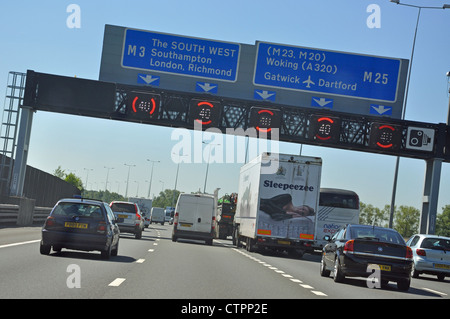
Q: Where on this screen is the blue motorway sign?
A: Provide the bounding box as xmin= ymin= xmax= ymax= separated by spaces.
xmin=254 ymin=42 xmax=402 ymax=102
xmin=122 ymin=29 xmax=240 ymax=82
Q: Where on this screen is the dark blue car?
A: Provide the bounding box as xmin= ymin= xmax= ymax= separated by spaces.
xmin=320 ymin=224 xmax=413 ymax=291
xmin=40 ymin=198 xmax=121 ymax=259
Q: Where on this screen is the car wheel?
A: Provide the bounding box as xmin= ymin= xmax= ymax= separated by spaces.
xmin=111 ymin=241 xmax=119 ymax=257
xmin=333 ymin=257 xmax=345 ymax=283
xmin=437 ymin=273 xmax=445 ymax=281
xmin=39 ymin=241 xmax=51 ymax=255
xmin=101 ymin=245 xmax=112 ymax=260
xmin=411 ymin=263 xmax=419 ymax=278
xmin=320 ymin=257 xmax=330 ymax=277
xmin=135 ymin=229 xmax=142 ymax=239
xmin=172 ymin=235 xmax=177 ymax=242
xmin=397 ymin=278 xmax=410 ymax=291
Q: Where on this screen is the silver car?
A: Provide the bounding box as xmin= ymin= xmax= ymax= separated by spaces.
xmin=110 ymin=201 xmax=144 ymax=239
xmin=406 ymin=234 xmax=450 ymax=281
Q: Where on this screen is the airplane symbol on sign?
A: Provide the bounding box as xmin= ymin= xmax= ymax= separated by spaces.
xmin=303 ymin=75 xmax=315 ymax=88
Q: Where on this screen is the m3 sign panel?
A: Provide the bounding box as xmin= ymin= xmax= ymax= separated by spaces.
xmin=121 ymin=28 xmax=240 ymax=82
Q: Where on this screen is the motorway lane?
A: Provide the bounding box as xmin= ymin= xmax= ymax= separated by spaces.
xmin=0 ymin=225 xmax=449 ymax=299
xmin=102 ymin=225 xmax=314 ymax=299
xmin=0 ymin=226 xmax=158 ymax=298
xmin=232 ymin=244 xmax=450 ymax=299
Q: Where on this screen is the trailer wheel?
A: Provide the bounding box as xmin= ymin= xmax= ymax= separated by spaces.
xmin=246 ymin=237 xmax=256 ymax=252
xmin=233 ymin=227 xmax=241 ymax=248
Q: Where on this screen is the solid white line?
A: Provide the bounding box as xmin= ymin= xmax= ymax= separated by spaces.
xmin=108 ymin=278 xmax=126 ymax=287
xmin=136 ymin=259 xmax=145 ymax=263
xmin=0 ymin=239 xmax=40 ymax=249
xmin=421 ymin=287 xmax=447 ymax=296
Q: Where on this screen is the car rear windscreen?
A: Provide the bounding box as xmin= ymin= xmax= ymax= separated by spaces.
xmin=111 ymin=203 xmax=136 ymax=213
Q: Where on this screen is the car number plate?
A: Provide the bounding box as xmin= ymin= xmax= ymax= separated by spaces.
xmin=277 ymin=240 xmax=290 ymax=245
xmin=370 ymin=264 xmax=391 ymax=271
xmin=180 ymin=223 xmax=192 ymax=227
xmin=64 ymin=222 xmax=88 ymax=229
xmin=434 ymin=263 xmax=450 ymax=270
xmin=118 ymin=214 xmax=128 ymax=219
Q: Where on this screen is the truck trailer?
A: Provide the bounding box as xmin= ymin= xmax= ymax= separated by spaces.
xmin=233 ymin=153 xmax=322 ymax=256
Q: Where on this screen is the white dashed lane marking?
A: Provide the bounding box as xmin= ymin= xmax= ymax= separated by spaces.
xmin=108 ymin=278 xmax=126 ymax=287
xmin=230 ymin=246 xmax=327 ymax=297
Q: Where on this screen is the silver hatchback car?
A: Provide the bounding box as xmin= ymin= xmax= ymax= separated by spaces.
xmin=406 ymin=234 xmax=450 ymax=281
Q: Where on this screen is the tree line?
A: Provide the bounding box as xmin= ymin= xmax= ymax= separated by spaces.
xmin=360 ymin=202 xmax=450 ymax=238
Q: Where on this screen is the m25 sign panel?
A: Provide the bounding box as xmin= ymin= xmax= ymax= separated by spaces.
xmin=121 ymin=28 xmax=240 ymax=82
xmin=254 ymin=41 xmax=402 ymax=102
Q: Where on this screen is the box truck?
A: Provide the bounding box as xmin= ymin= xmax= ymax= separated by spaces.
xmin=233 ymin=153 xmax=322 ymax=256
xmin=129 ymin=197 xmax=153 ymax=227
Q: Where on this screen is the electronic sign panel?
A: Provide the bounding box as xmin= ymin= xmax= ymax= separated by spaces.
xmin=189 ymin=99 xmax=221 ymax=127
xmin=127 ymin=91 xmax=160 ymax=121
xmin=309 ymin=115 xmax=341 ymax=143
xmin=249 ymin=107 xmax=282 ymax=133
xmin=369 ymin=123 xmax=402 ymax=150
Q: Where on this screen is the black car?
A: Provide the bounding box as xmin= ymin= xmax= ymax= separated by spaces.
xmin=320 ymin=224 xmax=413 ymax=291
xmin=40 ymin=198 xmax=121 ymax=259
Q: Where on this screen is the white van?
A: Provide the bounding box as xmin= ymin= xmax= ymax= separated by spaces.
xmin=172 ymin=193 xmax=216 ymax=245
xmin=150 ymin=207 xmax=165 ymax=225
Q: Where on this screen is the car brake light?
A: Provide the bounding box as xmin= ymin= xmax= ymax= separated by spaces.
xmin=174 ymin=212 xmax=179 ymax=226
xmin=344 ymin=240 xmax=354 ymax=253
xmin=406 ymin=246 xmax=413 ymax=259
xmin=416 ymin=248 xmax=426 ymax=257
xmin=133 ymin=205 xmax=141 ymax=225
xmin=45 ymin=216 xmax=56 ymax=228
xmin=211 ymin=216 xmax=215 ymax=230
xmin=97 ymin=221 xmax=107 ymax=234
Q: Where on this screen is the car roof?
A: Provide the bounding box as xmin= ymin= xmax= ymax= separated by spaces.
xmin=412 ymin=234 xmax=450 ymax=241
xmin=110 ymin=201 xmax=137 ymax=205
xmin=57 ymin=198 xmax=105 ymax=205
xmin=347 ymin=224 xmax=398 ymax=232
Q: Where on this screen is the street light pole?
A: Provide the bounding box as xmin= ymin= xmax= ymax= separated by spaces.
xmin=83 ymin=168 xmax=93 ymax=192
xmin=202 ymin=141 xmax=221 ymax=193
xmin=146 ymin=159 xmax=159 ymax=199
xmin=124 ymin=163 xmax=135 ymax=198
xmin=171 ymin=153 xmax=188 ymax=207
xmin=104 ymin=166 xmax=114 ymax=191
xmin=447 ymin=71 xmax=450 ymax=125
xmin=388 ymin=0 xmax=449 ymax=228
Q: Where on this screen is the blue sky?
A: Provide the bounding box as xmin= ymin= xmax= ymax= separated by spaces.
xmin=0 ymin=0 xmax=449 ymax=213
